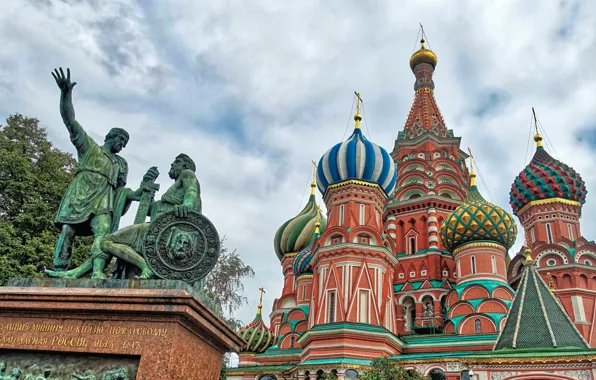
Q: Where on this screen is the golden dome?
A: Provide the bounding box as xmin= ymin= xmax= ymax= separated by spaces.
xmin=409 ymin=38 xmax=438 ymax=71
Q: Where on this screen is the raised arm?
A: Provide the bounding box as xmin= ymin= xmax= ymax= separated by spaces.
xmin=172 ymin=169 xmax=202 ymax=218
xmin=51 ymin=67 xmax=84 ymax=140
xmin=181 ymin=169 xmax=201 ymax=212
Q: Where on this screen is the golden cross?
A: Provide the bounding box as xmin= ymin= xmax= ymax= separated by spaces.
xmin=467 ymin=147 xmax=474 ymax=173
xmin=311 ymin=160 xmax=317 ymax=182
xmin=258 ymin=287 xmax=266 ymax=306
xmin=532 ymin=107 xmax=539 ymax=135
xmin=354 ymin=91 xmax=363 ymax=114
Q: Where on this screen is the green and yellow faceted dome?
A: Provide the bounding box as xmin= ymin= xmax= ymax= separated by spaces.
xmin=237 ymin=304 xmax=274 ymax=353
xmin=274 ymin=182 xmax=326 ymax=261
xmin=441 ymin=174 xmax=517 ymax=252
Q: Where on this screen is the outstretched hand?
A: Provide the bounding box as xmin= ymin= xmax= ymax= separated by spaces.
xmin=51 ymin=67 xmax=77 ymax=93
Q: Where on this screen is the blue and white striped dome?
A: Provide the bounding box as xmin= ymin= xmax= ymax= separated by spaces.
xmin=316 ymin=128 xmax=397 ymax=196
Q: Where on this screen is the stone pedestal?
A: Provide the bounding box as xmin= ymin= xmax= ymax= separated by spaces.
xmin=0 ymin=278 xmax=243 ymax=380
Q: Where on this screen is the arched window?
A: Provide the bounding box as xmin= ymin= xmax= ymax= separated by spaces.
xmin=359 ymin=204 xmax=365 ymax=225
xmin=457 ymin=260 xmax=461 ymax=278
xmin=409 ymin=236 xmax=417 ymax=254
xmin=530 ymin=227 xmax=535 ymax=242
xmin=567 ymin=223 xmax=574 ymax=240
xmin=546 ymin=223 xmax=553 ymax=243
xmin=290 ymin=336 xmax=295 ymax=348
xmin=474 ymin=318 xmax=482 ymax=334
xmin=359 ymin=290 xmax=368 ymax=323
xmin=345 ymin=369 xmax=358 ymax=380
xmin=328 ymin=292 xmax=336 ymax=323
xmin=259 ymin=375 xmax=277 ymax=380
xmin=491 ymin=256 xmax=496 ymax=273
xmin=316 ymin=370 xmax=325 ymax=380
xmin=471 ymin=256 xmax=477 ymax=274
xmin=429 ymin=368 xmax=446 ymax=380
xmin=339 ymin=205 xmax=344 ymax=226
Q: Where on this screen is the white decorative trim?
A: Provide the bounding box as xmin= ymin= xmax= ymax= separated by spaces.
xmin=429 ymin=236 xmax=439 ymax=243
xmin=535 ymin=248 xmax=569 ymax=265
xmin=428 ymin=226 xmax=438 ymax=233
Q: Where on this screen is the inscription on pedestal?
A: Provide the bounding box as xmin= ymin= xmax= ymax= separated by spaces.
xmin=0 ymin=321 xmax=168 ymax=352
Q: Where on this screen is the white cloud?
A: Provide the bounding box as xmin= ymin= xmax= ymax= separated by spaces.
xmin=2 ymin=0 xmax=596 ymax=333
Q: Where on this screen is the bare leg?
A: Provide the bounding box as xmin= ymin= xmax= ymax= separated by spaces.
xmin=45 ymin=258 xmax=93 ymax=278
xmin=100 ymin=224 xmax=153 ymax=279
xmin=90 ymin=214 xmax=112 ymax=279
xmin=53 ymin=224 xmax=75 ymax=271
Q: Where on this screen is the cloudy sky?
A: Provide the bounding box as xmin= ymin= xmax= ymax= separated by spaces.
xmin=2 ymin=0 xmax=596 ymax=330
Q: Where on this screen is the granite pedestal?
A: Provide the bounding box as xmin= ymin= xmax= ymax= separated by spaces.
xmin=0 ymin=278 xmax=243 ymax=379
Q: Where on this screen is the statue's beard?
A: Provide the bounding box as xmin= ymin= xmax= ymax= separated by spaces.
xmin=169 ymin=167 xmax=180 ymax=179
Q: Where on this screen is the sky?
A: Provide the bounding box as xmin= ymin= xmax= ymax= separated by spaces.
xmin=2 ymin=0 xmax=596 ymax=337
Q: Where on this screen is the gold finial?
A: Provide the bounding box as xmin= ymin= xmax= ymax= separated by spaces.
xmin=311 ymin=160 xmax=317 ymax=195
xmin=314 ymin=207 xmax=322 ymax=235
xmin=467 ymin=147 xmax=477 ymax=187
xmin=257 ymin=287 xmax=266 ymax=314
xmin=354 ymin=91 xmax=363 ymax=129
xmin=532 ymin=107 xmax=543 ymax=148
xmin=420 ymin=38 xmax=426 ymax=49
xmin=546 ymin=272 xmax=556 ymax=291
xmin=524 ymin=246 xmax=533 ymax=261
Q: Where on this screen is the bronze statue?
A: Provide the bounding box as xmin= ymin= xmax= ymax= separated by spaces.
xmin=45 ymin=154 xmax=218 ymax=282
xmin=50 ymin=68 xmax=154 ymax=278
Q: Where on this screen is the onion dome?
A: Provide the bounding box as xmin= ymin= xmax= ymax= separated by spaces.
xmin=317 ymin=94 xmax=397 ymax=196
xmin=510 ymin=133 xmax=587 ymax=216
xmin=441 ymin=171 xmax=517 ymax=252
xmin=274 ymin=180 xmax=326 ymax=261
xmin=237 ymin=292 xmax=274 ymax=353
xmin=409 ymin=38 xmax=438 ymax=71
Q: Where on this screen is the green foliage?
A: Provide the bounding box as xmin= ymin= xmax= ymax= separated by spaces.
xmin=0 ymin=114 xmax=91 ymax=284
xmin=359 ymin=357 xmax=429 ymax=380
xmin=219 ymin=353 xmax=229 ymax=380
xmin=203 ymin=237 xmax=255 ymax=330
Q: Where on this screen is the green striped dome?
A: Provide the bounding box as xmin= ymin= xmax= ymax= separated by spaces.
xmin=441 ymin=182 xmax=517 ymax=252
xmin=237 ymin=308 xmax=274 ymax=353
xmin=274 ymin=188 xmax=326 ymax=260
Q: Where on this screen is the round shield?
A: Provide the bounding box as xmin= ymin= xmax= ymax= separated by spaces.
xmin=143 ymin=210 xmax=220 ymax=283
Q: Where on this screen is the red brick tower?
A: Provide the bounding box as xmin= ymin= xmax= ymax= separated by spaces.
xmin=508 ymin=124 xmax=596 ymax=346
xmin=440 ymin=159 xmax=518 ymax=336
xmin=301 ymin=94 xmax=401 ymax=361
xmin=389 ymin=39 xmax=470 ymax=334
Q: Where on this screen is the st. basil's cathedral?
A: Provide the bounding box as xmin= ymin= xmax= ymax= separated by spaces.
xmin=228 ymin=39 xmax=596 ymax=380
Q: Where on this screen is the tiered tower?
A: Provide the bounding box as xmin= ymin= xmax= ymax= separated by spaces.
xmin=271 ymin=176 xmax=326 ymax=341
xmin=389 ymin=39 xmax=470 ymax=334
xmin=440 ymin=158 xmax=517 ymax=335
xmin=508 ymin=124 xmax=596 ymax=346
xmin=300 ymin=94 xmax=401 ymax=361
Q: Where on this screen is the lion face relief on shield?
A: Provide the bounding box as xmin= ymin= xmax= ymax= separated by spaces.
xmin=166 ymin=227 xmax=198 ymax=261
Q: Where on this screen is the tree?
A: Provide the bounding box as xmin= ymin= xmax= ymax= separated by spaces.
xmin=202 ymin=237 xmax=255 ymax=331
xmin=359 ymin=357 xmax=429 ymax=380
xmin=0 ymin=114 xmax=91 ymax=284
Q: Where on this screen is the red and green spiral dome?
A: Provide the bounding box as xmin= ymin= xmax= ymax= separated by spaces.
xmin=510 ymin=138 xmax=587 ymax=216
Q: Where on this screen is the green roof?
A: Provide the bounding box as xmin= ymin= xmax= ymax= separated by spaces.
xmin=494 ymin=260 xmax=589 ymax=350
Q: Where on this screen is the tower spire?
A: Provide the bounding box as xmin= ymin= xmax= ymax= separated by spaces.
xmin=311 ymin=160 xmax=317 ymax=195
xmin=257 ymin=287 xmax=266 ymax=315
xmin=532 ymin=107 xmax=543 ymax=148
xmin=354 ymin=91 xmax=363 ymax=129
xmin=467 ymin=147 xmax=477 ymax=187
